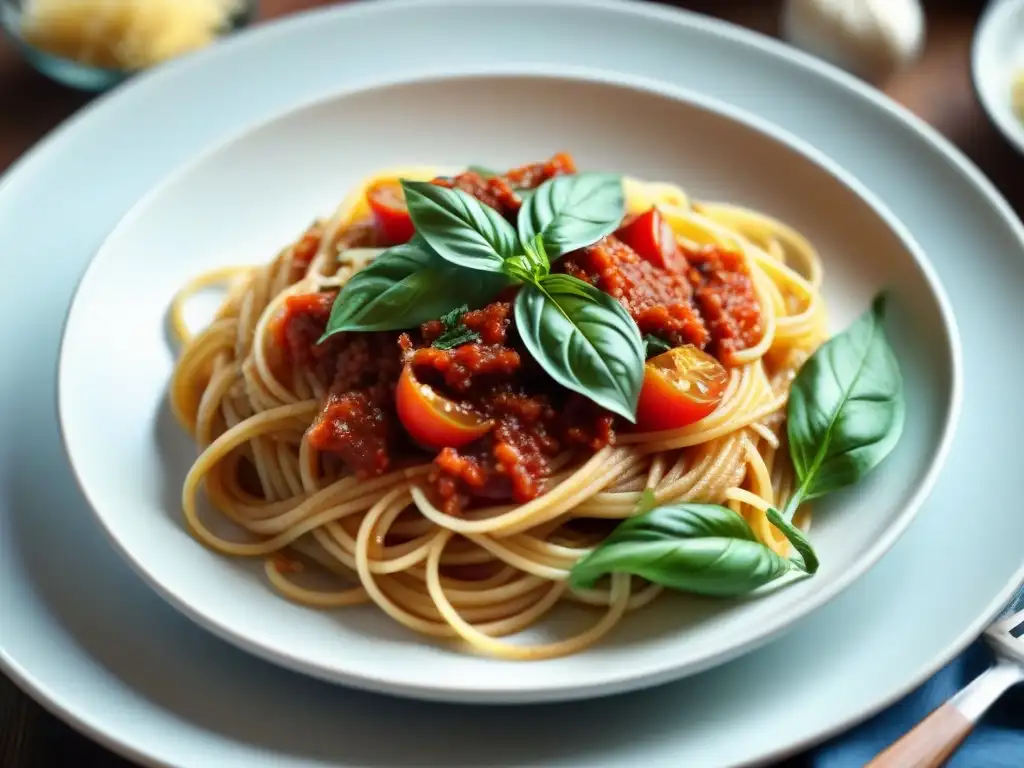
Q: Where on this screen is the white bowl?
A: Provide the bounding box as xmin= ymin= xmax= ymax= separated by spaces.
xmin=57 ymin=69 xmax=960 ymax=704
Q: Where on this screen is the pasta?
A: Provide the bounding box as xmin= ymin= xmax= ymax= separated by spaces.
xmin=169 ymin=154 xmax=830 ymax=660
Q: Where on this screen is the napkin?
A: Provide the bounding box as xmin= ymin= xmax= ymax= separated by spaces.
xmin=799 ymin=640 xmax=1024 ymax=766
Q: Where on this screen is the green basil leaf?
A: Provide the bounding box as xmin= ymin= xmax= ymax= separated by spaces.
xmin=517 ymin=173 xmax=625 ymax=257
xmin=643 ymin=333 xmax=674 ymax=358
xmin=522 ymin=233 xmax=551 ymax=276
xmin=432 ymin=327 xmax=480 ymax=350
xmin=514 ymin=274 xmax=644 ymax=421
xmin=320 ymin=238 xmax=507 ymax=338
xmin=568 ymin=502 xmax=794 ymax=596
xmin=504 ymin=234 xmax=551 ymax=283
xmin=432 ymin=305 xmax=481 ymax=350
xmin=787 ymin=294 xmax=905 ymax=502
xmin=401 ymin=180 xmax=519 ymax=273
xmin=439 ymin=305 xmax=468 ymax=331
xmin=765 ymin=507 xmax=818 ymax=574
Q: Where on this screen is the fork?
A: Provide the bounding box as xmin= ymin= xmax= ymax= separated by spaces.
xmin=868 ymin=585 xmax=1024 ymax=767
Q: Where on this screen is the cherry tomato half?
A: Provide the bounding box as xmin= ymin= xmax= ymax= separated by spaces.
xmin=395 ymin=364 xmax=494 ymax=450
xmin=366 ymin=180 xmax=415 ymax=245
xmin=615 ymin=207 xmax=687 ymax=273
xmin=635 ymin=345 xmax=729 ymax=431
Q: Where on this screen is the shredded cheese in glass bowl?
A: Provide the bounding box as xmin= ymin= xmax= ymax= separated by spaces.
xmin=1 ymin=0 xmax=256 ymax=91
xmin=1013 ymin=69 xmax=1024 ymax=125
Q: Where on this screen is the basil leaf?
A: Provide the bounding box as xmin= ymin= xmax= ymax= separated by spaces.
xmin=320 ymin=238 xmax=507 ymax=338
xmin=433 ymin=327 xmax=480 ymax=350
xmin=787 ymin=294 xmax=905 ymax=503
xmin=432 ymin=305 xmax=481 ymax=350
xmin=765 ymin=507 xmax=819 ymax=574
xmin=504 ymin=230 xmax=551 ymax=284
xmin=439 ymin=305 xmax=468 ymax=330
xmin=401 ymin=180 xmax=519 ymax=273
xmin=517 ymin=173 xmax=625 ymax=257
xmin=643 ymin=333 xmax=673 ymax=358
xmin=514 ymin=273 xmax=644 ymax=421
xmin=568 ymin=503 xmax=794 ymax=596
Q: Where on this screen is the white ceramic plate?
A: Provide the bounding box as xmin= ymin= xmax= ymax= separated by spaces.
xmin=57 ymin=71 xmax=960 ymax=703
xmin=3 ymin=0 xmax=1023 ymax=764
xmin=973 ymin=0 xmax=1024 ymax=154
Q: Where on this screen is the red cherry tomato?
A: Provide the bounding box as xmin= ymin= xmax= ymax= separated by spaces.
xmin=366 ymin=180 xmax=415 ymax=245
xmin=615 ymin=207 xmax=686 ymax=272
xmin=395 ymin=364 xmax=493 ymax=450
xmin=635 ymin=345 xmax=729 ymax=431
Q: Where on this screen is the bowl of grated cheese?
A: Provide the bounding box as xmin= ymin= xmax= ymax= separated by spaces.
xmin=0 ymin=0 xmax=257 ymax=91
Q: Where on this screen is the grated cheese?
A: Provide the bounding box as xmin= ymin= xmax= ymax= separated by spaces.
xmin=20 ymin=0 xmax=243 ymax=71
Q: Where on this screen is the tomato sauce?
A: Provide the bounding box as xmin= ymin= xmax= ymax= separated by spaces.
xmin=272 ymin=292 xmax=337 ymax=380
xmin=686 ymin=246 xmax=762 ymax=364
xmin=306 ymin=390 xmax=392 ymax=477
xmin=560 ymin=235 xmax=709 ymax=349
xmin=270 ymin=154 xmax=761 ymax=512
xmin=411 ymin=302 xmax=581 ymax=514
xmin=431 ymin=152 xmax=577 ymax=221
xmin=290 ymin=225 xmax=323 ymax=276
xmin=505 ymin=152 xmax=577 ymax=188
xmin=433 ymin=172 xmax=521 ymax=219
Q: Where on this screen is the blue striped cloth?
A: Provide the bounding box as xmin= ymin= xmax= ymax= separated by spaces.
xmin=794 ymin=642 xmax=1024 ymax=767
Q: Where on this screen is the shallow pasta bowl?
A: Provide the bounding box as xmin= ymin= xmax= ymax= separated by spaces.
xmin=56 ymin=69 xmax=960 ymax=704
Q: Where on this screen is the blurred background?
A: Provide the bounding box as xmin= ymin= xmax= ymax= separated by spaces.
xmin=2 ymin=0 xmax=1020 ymax=218
xmin=0 ymin=0 xmax=1018 ymax=766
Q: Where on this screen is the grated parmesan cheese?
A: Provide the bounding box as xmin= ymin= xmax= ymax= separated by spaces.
xmin=1013 ymin=70 xmax=1024 ymax=125
xmin=20 ymin=0 xmax=243 ymax=71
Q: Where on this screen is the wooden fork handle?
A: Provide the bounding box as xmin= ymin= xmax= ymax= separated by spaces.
xmin=866 ymin=702 xmax=972 ymax=768
xmin=868 ymin=660 xmax=1024 ymax=768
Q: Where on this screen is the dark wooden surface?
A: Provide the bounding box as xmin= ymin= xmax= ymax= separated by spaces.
xmin=0 ymin=1 xmax=1015 ymax=766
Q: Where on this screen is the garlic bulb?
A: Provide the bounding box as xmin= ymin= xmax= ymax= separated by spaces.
xmin=782 ymin=0 xmax=925 ymax=84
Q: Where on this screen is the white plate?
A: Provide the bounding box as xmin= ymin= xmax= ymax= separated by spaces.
xmin=3 ymin=0 xmax=1023 ymax=764
xmin=57 ymin=70 xmax=960 ymax=703
xmin=973 ymin=0 xmax=1024 ymax=154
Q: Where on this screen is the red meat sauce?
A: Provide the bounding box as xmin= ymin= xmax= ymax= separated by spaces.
xmin=269 ymin=154 xmax=760 ymax=514
xmin=559 ymin=236 xmax=761 ymax=363
xmin=432 ymin=152 xmax=577 ymax=220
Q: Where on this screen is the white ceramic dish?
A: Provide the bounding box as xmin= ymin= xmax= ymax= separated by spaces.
xmin=973 ymin=0 xmax=1024 ymax=154
xmin=3 ymin=0 xmax=1024 ymax=764
xmin=57 ymin=71 xmax=960 ymax=703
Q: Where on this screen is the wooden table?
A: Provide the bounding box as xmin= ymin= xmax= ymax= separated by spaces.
xmin=0 ymin=1 xmax=1016 ymax=765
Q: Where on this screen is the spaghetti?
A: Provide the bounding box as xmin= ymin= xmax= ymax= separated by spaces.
xmin=169 ymin=155 xmax=828 ymax=660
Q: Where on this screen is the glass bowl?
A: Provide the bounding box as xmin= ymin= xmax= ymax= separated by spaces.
xmin=0 ymin=0 xmax=258 ymax=92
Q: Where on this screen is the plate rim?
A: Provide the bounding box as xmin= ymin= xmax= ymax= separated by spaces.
xmin=2 ymin=0 xmax=1022 ymax=763
xmin=55 ymin=64 xmax=963 ymax=704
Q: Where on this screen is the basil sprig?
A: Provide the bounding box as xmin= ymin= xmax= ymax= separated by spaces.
xmin=402 ymin=181 xmax=518 ymax=273
xmin=402 ymin=173 xmax=644 ymax=421
xmin=320 ymin=237 xmax=508 ymax=338
xmin=515 ymin=274 xmax=644 ymax=420
xmin=568 ymin=293 xmax=904 ymax=597
xmin=518 ymin=173 xmax=625 ymax=258
xmin=569 ymin=493 xmax=813 ymax=596
xmin=432 ymin=305 xmax=480 ymax=351
xmin=784 ymin=295 xmax=905 ymax=514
